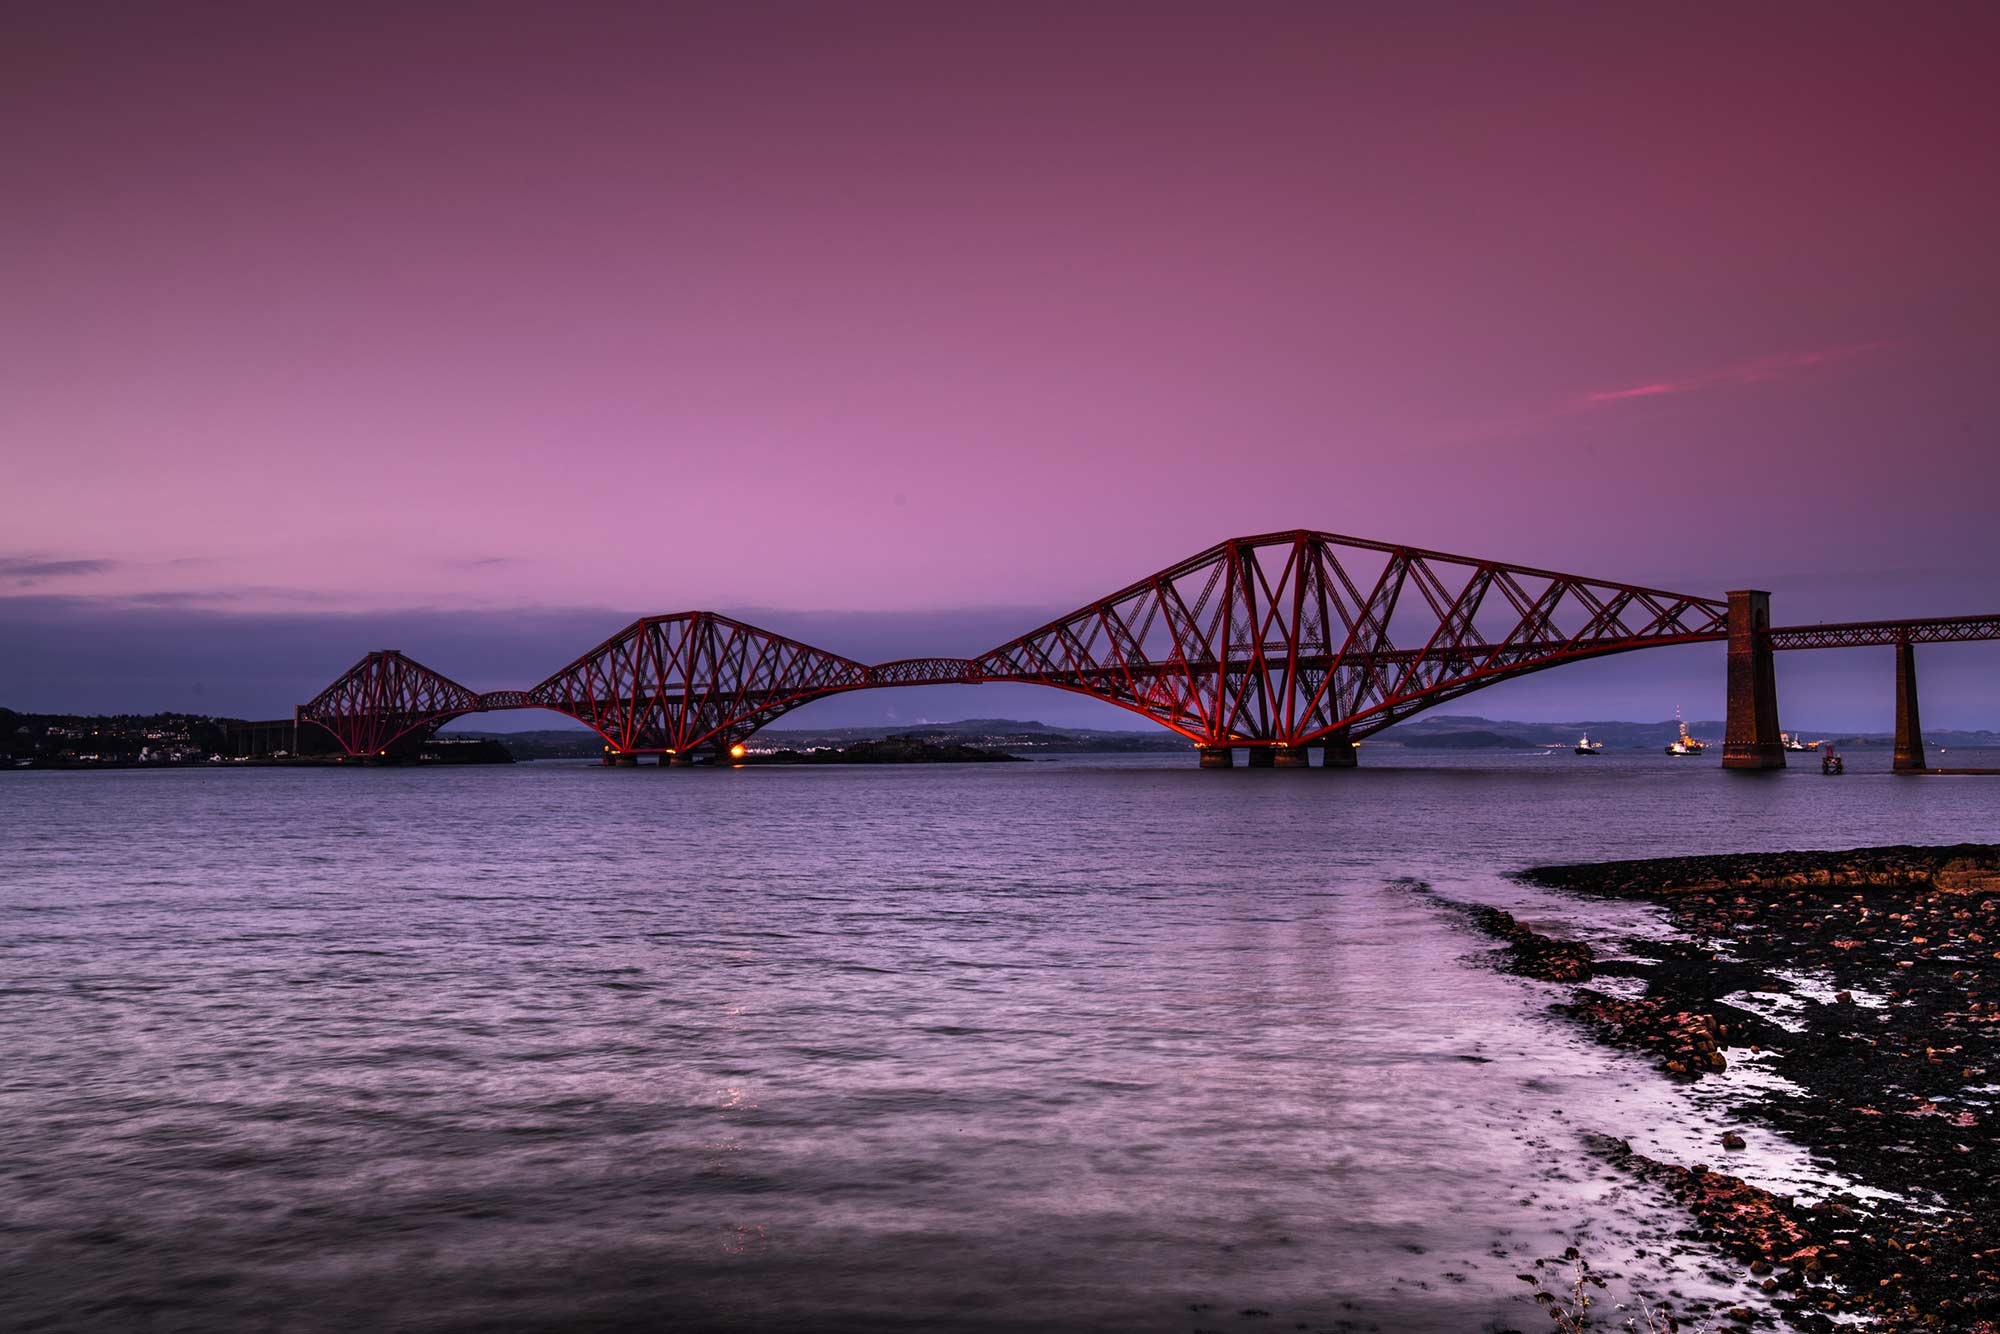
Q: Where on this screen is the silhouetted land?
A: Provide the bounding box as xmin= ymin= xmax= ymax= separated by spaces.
xmin=1465 ymin=845 xmax=2000 ymax=1333
xmin=13 ymin=706 xmax=2000 ymax=768
xmin=739 ymin=737 xmax=1023 ymax=765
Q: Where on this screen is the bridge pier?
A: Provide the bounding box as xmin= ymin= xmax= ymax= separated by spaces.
xmin=612 ymin=752 xmax=639 ymax=767
xmin=1272 ymin=744 xmax=1311 ymax=768
xmin=1722 ymin=590 xmax=1786 ymax=770
xmin=1893 ymin=641 xmax=1927 ymax=772
xmin=1321 ymin=731 xmax=1357 ymax=768
xmin=664 ymin=752 xmax=695 ymax=767
xmin=1198 ymin=745 xmax=1234 ymax=768
xmin=1245 ymin=746 xmax=1277 ymax=768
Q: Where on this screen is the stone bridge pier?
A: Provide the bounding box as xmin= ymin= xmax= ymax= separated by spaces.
xmin=1722 ymin=590 xmax=1786 ymax=770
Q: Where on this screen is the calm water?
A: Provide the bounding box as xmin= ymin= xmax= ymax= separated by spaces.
xmin=3 ymin=750 xmax=1997 ymax=1333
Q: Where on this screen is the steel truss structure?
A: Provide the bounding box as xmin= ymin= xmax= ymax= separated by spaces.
xmin=1765 ymin=614 xmax=2000 ymax=651
xmin=526 ymin=613 xmax=869 ymax=755
xmin=300 ymin=650 xmax=484 ymax=757
xmin=966 ymin=531 xmax=1728 ymax=746
xmin=299 ymin=529 xmax=1742 ymax=756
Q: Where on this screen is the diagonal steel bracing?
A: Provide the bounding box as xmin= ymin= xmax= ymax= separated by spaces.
xmin=297 ymin=529 xmax=1735 ymax=755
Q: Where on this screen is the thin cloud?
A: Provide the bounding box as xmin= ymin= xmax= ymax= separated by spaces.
xmin=1436 ymin=340 xmax=1899 ymax=450
xmin=0 ymin=556 xmax=114 ymax=579
xmin=1 ymin=585 xmax=346 ymax=611
xmin=1581 ymin=342 xmax=1895 ymax=406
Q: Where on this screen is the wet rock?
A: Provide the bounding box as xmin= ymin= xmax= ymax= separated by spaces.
xmin=1543 ymin=846 xmax=2000 ymax=1333
xmin=1457 ymin=905 xmax=1597 ymax=982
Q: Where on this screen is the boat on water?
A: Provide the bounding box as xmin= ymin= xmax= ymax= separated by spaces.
xmin=1575 ymin=734 xmax=1603 ymax=755
xmin=1664 ymin=708 xmax=1707 ymax=756
xmin=1782 ymin=733 xmax=1821 ymax=752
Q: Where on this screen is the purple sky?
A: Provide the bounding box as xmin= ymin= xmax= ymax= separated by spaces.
xmin=5 ymin=4 xmax=1998 ymax=727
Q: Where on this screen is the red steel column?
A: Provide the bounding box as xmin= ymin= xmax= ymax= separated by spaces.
xmin=1892 ymin=640 xmax=1927 ymax=773
xmin=1722 ymin=589 xmax=1786 ymax=770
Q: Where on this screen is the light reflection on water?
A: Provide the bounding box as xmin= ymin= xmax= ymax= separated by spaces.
xmin=2 ymin=750 xmax=1995 ymax=1332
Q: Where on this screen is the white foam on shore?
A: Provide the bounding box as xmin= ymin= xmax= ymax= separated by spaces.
xmin=1720 ymin=988 xmax=1809 ymax=1034
xmin=1771 ymin=968 xmax=1888 ymax=1010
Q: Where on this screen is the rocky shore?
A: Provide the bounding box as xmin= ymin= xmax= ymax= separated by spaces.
xmin=1474 ymin=845 xmax=2000 ymax=1332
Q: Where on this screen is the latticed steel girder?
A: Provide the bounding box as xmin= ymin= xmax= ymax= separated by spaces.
xmin=866 ymin=658 xmax=982 ymax=686
xmin=1766 ymin=614 xmax=2000 ymax=651
xmin=973 ymin=530 xmax=1728 ymax=745
xmin=297 ymin=529 xmax=1739 ymax=755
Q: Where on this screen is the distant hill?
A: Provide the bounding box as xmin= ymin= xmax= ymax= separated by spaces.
xmin=425 ymin=714 xmax=2000 ymax=760
xmin=1385 ymin=713 xmax=2000 ymax=750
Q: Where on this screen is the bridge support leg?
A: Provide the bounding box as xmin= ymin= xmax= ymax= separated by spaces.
xmin=1245 ymin=746 xmax=1277 ymax=768
xmin=1198 ymin=745 xmax=1234 ymax=768
xmin=1893 ymin=641 xmax=1927 ymax=773
xmin=1722 ymin=589 xmax=1786 ymax=770
xmin=1272 ymin=744 xmax=1311 ymax=767
xmin=665 ymin=752 xmax=695 ymax=767
xmin=1321 ymin=731 xmax=1357 ymax=768
xmin=612 ymin=752 xmax=639 ymax=767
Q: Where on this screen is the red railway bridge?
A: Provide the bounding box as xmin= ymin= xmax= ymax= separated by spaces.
xmin=280 ymin=530 xmax=1999 ymax=772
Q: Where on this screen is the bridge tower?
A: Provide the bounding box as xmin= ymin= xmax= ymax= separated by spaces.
xmin=1722 ymin=590 xmax=1785 ymax=770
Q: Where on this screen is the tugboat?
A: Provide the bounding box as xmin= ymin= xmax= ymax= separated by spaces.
xmin=1821 ymin=748 xmax=1845 ymax=775
xmin=1575 ymin=734 xmax=1603 ymax=755
xmin=1664 ymin=708 xmax=1707 ymax=756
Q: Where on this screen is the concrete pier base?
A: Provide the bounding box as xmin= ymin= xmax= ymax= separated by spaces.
xmin=1197 ymin=746 xmax=1235 ymax=769
xmin=1272 ymin=744 xmax=1311 ymax=768
xmin=611 ymin=752 xmax=639 ymax=767
xmin=1245 ymin=746 xmax=1277 ymax=768
xmin=1321 ymin=732 xmax=1358 ymax=769
xmin=1893 ymin=641 xmax=1927 ymax=772
xmin=1722 ymin=589 xmax=1786 ymax=770
xmin=665 ymin=753 xmax=696 ymax=767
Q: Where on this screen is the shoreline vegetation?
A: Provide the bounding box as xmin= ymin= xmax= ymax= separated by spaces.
xmin=1466 ymin=844 xmax=2000 ymax=1333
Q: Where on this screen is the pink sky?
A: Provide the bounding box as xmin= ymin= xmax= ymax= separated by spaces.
xmin=5 ymin=3 xmax=1998 ymax=632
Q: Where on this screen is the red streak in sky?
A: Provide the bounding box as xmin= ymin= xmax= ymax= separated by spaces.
xmin=1585 ymin=342 xmax=1895 ymax=405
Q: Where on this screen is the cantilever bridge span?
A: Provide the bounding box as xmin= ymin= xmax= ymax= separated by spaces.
xmin=289 ymin=529 xmax=1999 ymax=770
xmin=296 ymin=530 xmax=1735 ymax=765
